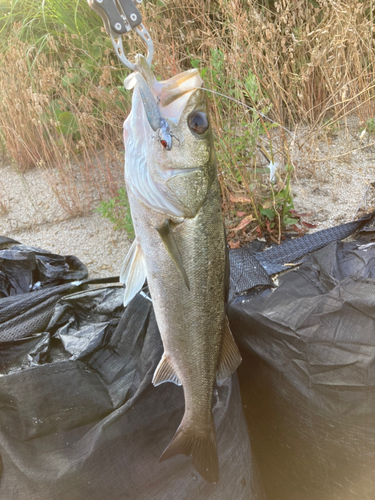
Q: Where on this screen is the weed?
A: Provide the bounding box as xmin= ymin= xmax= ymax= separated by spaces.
xmin=0 ymin=0 xmax=129 ymax=212
xmin=95 ymin=188 xmax=134 ymax=238
xmin=366 ymin=118 xmax=375 ymax=135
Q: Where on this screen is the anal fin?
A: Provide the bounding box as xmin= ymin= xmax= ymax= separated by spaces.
xmin=216 ymin=317 xmax=242 ymax=385
xmin=120 ymin=239 xmax=147 ymax=307
xmin=152 ymin=353 xmax=181 ymax=386
xmin=156 ymin=219 xmax=190 ymax=290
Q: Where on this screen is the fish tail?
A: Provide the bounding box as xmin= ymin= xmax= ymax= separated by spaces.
xmin=159 ymin=414 xmax=219 ymax=483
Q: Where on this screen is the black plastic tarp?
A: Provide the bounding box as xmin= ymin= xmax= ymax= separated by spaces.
xmin=0 ymin=214 xmax=374 ymax=500
xmin=0 ymin=247 xmax=260 ymax=500
xmin=0 ymin=243 xmax=88 ymax=298
xmin=230 ymin=240 xmax=375 ymax=500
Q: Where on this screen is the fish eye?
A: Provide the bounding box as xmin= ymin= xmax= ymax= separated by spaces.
xmin=187 ymin=111 xmax=209 ymax=135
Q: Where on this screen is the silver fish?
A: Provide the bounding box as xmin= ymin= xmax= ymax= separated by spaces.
xmin=121 ymin=56 xmax=241 ymax=483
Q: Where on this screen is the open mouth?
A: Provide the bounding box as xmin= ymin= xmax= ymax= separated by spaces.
xmin=157 ymin=70 xmax=203 ymax=124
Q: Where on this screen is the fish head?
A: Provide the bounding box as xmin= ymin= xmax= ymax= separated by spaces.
xmin=124 ymin=58 xmax=216 ymax=218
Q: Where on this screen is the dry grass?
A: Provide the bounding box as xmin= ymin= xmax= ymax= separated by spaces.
xmin=0 ymin=0 xmax=375 ymax=238
xmin=0 ymin=24 xmax=128 ymax=214
xmin=143 ymin=1 xmax=375 ymax=122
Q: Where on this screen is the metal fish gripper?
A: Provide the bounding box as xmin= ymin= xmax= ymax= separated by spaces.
xmin=88 ymin=0 xmax=153 ymax=70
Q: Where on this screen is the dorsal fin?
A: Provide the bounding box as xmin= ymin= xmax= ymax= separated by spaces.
xmin=120 ymin=239 xmax=147 ymax=306
xmin=156 ymin=219 xmax=190 ymax=290
xmin=216 ymin=317 xmax=242 ymax=385
xmin=152 ymin=353 xmax=181 ymax=386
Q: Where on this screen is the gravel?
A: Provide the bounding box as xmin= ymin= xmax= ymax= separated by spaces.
xmin=290 ymin=117 xmax=375 ymax=230
xmin=0 ymin=164 xmax=131 ymax=278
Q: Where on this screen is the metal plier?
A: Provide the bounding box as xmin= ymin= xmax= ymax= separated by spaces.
xmin=88 ymin=0 xmax=153 ymax=70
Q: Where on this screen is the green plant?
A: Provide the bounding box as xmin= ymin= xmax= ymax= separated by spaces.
xmin=95 ymin=188 xmax=134 ymax=237
xmin=0 ymin=0 xmax=132 ymax=212
xmin=366 ymin=118 xmax=375 ymax=135
xmin=263 ymin=164 xmax=298 ymax=231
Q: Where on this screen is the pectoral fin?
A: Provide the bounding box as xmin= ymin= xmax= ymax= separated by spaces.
xmin=153 ymin=354 xmax=181 ymax=386
xmin=216 ymin=317 xmax=242 ymax=385
xmin=120 ymin=239 xmax=147 ymax=306
xmin=156 ymin=219 xmax=190 ymax=290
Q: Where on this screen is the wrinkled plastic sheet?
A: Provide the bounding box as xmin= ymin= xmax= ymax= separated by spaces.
xmin=229 ymin=240 xmax=375 ymax=500
xmin=0 ymin=244 xmax=88 ymax=298
xmin=0 ymin=215 xmax=374 ymax=500
xmin=0 ymin=255 xmax=260 ymax=499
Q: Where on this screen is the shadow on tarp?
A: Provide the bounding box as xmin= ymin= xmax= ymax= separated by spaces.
xmin=0 ymin=213 xmax=374 ymax=500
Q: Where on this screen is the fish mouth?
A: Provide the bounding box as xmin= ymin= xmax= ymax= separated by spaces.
xmin=158 ymin=69 xmax=202 ymax=107
xmin=128 ymin=56 xmax=204 ymax=125
xmin=158 ymin=70 xmax=203 ymax=124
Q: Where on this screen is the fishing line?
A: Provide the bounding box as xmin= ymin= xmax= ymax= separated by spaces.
xmin=198 ymin=87 xmax=293 ymax=136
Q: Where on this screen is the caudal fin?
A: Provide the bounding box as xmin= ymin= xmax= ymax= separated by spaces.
xmin=159 ymin=416 xmax=219 ymax=483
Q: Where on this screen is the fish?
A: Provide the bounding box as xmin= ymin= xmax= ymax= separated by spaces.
xmin=120 ymin=55 xmax=242 ymax=483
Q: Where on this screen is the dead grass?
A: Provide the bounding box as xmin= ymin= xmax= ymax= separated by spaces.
xmin=0 ymin=1 xmax=375 ymax=238
xmin=0 ymin=24 xmax=128 ymax=214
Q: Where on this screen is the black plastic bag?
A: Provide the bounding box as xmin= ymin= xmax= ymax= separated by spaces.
xmin=0 ymin=244 xmax=87 ymax=298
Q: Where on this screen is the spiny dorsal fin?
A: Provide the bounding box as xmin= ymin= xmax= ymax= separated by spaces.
xmin=152 ymin=354 xmax=181 ymax=386
xmin=156 ymin=219 xmax=190 ymax=290
xmin=120 ymin=239 xmax=147 ymax=307
xmin=216 ymin=317 xmax=242 ymax=385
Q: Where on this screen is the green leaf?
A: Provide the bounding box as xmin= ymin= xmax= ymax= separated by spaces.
xmin=95 ymin=188 xmax=134 ymax=237
xmin=190 ymin=58 xmax=200 ymax=69
xmin=56 ymin=111 xmax=79 ymax=136
xmin=260 ymin=207 xmax=275 ymax=221
xmin=283 ymin=216 xmax=299 ymax=226
xmin=282 ymin=203 xmax=294 ymax=216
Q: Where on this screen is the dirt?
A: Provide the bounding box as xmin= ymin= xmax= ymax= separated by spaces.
xmin=0 ymin=164 xmax=131 ymax=278
xmin=291 ymin=117 xmax=375 ymax=230
xmin=0 ymin=117 xmax=374 ymax=276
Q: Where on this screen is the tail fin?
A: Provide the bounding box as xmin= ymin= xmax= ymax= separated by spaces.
xmin=159 ymin=415 xmax=219 ymax=483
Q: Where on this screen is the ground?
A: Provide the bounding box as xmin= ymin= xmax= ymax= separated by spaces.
xmin=0 ymin=164 xmax=131 ymax=278
xmin=0 ymin=118 xmax=374 ymax=277
xmin=291 ymin=117 xmax=375 ymax=229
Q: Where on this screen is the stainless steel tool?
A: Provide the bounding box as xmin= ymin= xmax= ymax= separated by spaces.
xmin=88 ymin=0 xmax=153 ymax=70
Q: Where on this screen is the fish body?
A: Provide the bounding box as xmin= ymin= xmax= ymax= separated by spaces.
xmin=121 ymin=57 xmax=241 ymax=483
